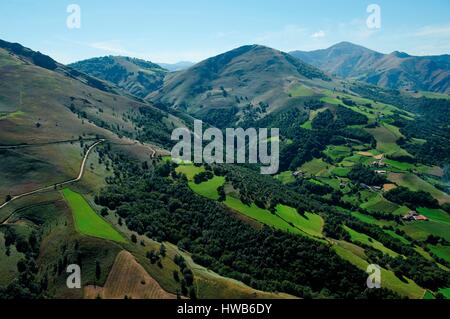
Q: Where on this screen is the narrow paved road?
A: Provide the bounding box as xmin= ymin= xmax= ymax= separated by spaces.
xmin=0 ymin=139 xmax=105 ymax=211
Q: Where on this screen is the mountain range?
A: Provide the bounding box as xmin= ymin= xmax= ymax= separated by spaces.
xmin=290 ymin=42 xmax=450 ymax=94
xmin=1 ymin=38 xmax=450 ymax=300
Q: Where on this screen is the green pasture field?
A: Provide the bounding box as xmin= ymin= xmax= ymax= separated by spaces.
xmin=224 ymin=196 xmax=302 ymax=235
xmin=62 ymin=188 xmax=126 ymax=243
xmin=343 ymin=154 xmax=374 ymax=166
xmin=384 ymin=230 xmax=411 ymax=245
xmin=429 ymin=245 xmax=450 ymax=264
xmin=423 ymin=291 xmax=435 ymax=299
xmin=331 ymin=167 xmax=351 ymax=177
xmin=439 ymin=288 xmax=450 ymax=299
xmin=351 ymin=211 xmax=393 ymax=227
xmin=389 ymin=173 xmax=450 ymax=205
xmin=301 ymin=120 xmax=312 ymax=130
xmin=324 ymin=145 xmax=352 ymax=161
xmin=275 ymin=204 xmax=324 ymax=238
xmin=402 ymin=221 xmax=450 ymax=242
xmin=360 ymin=194 xmax=400 ymax=214
xmin=275 ymin=171 xmax=296 ymax=184
xmin=392 ymin=206 xmax=411 ymax=216
xmin=365 ymin=125 xmax=411 ymax=157
xmin=343 ymin=225 xmax=399 ymax=258
xmin=416 ymin=208 xmax=450 ymax=226
xmin=300 ymin=158 xmax=332 ymax=176
xmin=189 ymin=176 xmax=225 ymax=200
xmin=315 ymin=176 xmax=347 ymax=191
xmin=384 ymin=159 xmax=415 ymax=171
xmin=333 ymin=243 xmax=425 ymax=299
xmin=289 ymin=84 xmax=316 ymax=97
xmin=175 ymin=164 xmax=205 ymax=181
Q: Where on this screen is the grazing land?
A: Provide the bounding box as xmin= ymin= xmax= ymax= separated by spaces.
xmin=62 ymin=188 xmax=126 ymax=243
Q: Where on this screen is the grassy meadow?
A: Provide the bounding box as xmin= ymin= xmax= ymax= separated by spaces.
xmin=62 ymin=188 xmax=126 ymax=243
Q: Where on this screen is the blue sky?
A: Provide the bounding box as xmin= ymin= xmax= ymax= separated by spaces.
xmin=0 ymin=0 xmax=449 ymax=64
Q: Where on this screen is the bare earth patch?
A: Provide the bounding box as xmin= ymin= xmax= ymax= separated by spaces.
xmin=374 ymin=154 xmax=384 ymax=160
xmin=357 ymin=151 xmax=374 ymax=157
xmin=84 ymin=250 xmax=176 ymax=299
xmin=383 ymin=184 xmax=397 ymax=192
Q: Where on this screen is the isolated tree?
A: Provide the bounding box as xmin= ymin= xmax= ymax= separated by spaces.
xmin=131 ymin=234 xmax=137 ymax=243
xmin=5 ymin=195 xmax=12 ymax=202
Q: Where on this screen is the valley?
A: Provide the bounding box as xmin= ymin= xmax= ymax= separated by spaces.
xmin=0 ymin=36 xmax=449 ymax=301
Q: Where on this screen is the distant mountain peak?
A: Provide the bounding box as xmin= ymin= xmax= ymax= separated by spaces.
xmin=149 ymin=44 xmax=330 ymax=127
xmin=289 ymin=42 xmax=450 ymax=94
xmin=390 ymin=51 xmax=411 ymax=58
xmin=328 ymin=41 xmax=378 ymax=54
xmin=69 ymin=55 xmax=168 ymax=98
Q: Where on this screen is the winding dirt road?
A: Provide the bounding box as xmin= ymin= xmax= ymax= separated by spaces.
xmin=0 ymin=139 xmax=105 ymax=211
xmin=0 ymin=137 xmax=160 ymax=214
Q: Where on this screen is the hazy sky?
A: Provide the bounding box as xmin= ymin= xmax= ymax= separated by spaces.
xmin=0 ymin=0 xmax=449 ymax=64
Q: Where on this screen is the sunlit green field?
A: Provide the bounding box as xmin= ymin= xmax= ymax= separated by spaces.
xmin=429 ymin=245 xmax=450 ymax=264
xmin=189 ymin=176 xmax=225 ymax=200
xmin=416 ymin=208 xmax=450 ymax=226
xmin=366 ymin=125 xmax=411 ymax=157
xmin=360 ymin=194 xmax=400 ymax=214
xmin=224 ymin=196 xmax=302 ymax=235
xmin=333 ymin=244 xmax=425 ymax=299
xmin=62 ymin=188 xmax=126 ymax=243
xmin=402 ymin=221 xmax=450 ymax=242
xmin=389 ymin=172 xmax=450 ymax=205
xmin=439 ymin=288 xmax=450 ymax=299
xmin=275 ymin=171 xmax=295 ymax=184
xmin=175 ymin=164 xmax=205 ymax=180
xmin=343 ymin=225 xmax=399 ymax=258
xmin=300 ymin=158 xmax=332 ymax=176
xmin=275 ymin=204 xmax=324 ymax=237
